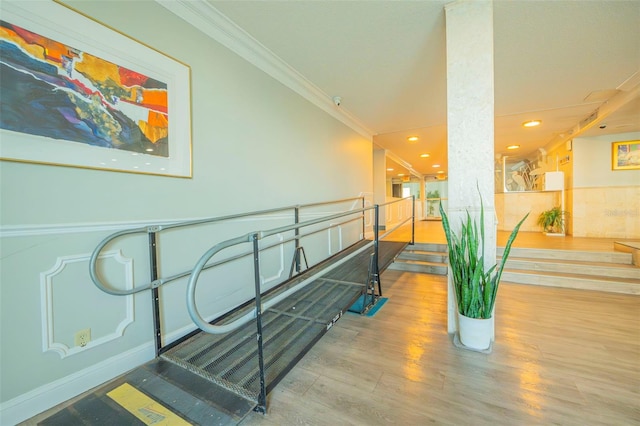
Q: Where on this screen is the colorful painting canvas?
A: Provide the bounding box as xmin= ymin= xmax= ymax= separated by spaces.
xmin=0 ymin=20 xmax=169 ymax=157
xmin=612 ymin=141 xmax=640 ymax=171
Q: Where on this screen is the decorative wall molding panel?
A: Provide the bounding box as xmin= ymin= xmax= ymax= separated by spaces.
xmin=327 ymin=224 xmax=344 ymax=256
xmin=259 ymin=233 xmax=285 ymax=285
xmin=40 ymin=250 xmax=134 ymax=358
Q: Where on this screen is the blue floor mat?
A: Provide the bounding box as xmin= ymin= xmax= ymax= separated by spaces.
xmin=348 ymin=295 xmax=388 ymax=316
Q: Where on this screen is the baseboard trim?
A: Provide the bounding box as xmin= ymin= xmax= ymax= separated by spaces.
xmin=0 ymin=343 xmax=155 ymax=425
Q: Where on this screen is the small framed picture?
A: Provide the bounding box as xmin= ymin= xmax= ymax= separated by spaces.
xmin=612 ymin=140 xmax=640 ymax=171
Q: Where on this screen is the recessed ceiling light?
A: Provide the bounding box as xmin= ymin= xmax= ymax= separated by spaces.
xmin=432 ymin=164 xmax=440 ymax=168
xmin=387 ymin=168 xmax=394 ymax=171
xmin=420 ymin=153 xmax=430 ymax=158
xmin=146 ymin=148 xmax=154 ymax=152
xmin=522 ymin=120 xmax=542 ymax=128
xmin=398 ymin=173 xmax=405 ymax=176
xmin=437 ymin=171 xmax=444 ymax=174
xmin=407 ymin=136 xmax=419 ymax=142
xmin=507 ymin=145 xmax=520 ymax=150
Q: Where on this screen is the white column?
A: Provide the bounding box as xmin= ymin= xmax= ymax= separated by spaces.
xmin=445 ymin=1 xmax=497 ymax=336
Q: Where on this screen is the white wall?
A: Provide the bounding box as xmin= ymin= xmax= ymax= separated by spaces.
xmin=570 ymin=131 xmax=640 ymax=238
xmin=573 ymin=131 xmax=640 ymax=188
xmin=0 ymin=1 xmax=372 ymax=422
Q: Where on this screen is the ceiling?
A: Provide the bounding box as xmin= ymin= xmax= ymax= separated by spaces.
xmin=207 ymin=0 xmax=640 ymax=180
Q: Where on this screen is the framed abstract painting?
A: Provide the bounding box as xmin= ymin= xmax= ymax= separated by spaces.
xmin=0 ymin=0 xmax=192 ymax=177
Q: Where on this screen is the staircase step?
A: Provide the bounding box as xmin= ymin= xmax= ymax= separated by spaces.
xmin=398 ymin=250 xmax=448 ymax=263
xmin=501 ymin=270 xmax=640 ymax=295
xmin=504 ymin=258 xmax=640 ymax=280
xmin=407 ymin=242 xmax=447 ymax=253
xmin=388 ymin=259 xmax=447 ymax=275
xmin=498 ymin=247 xmax=633 ymax=265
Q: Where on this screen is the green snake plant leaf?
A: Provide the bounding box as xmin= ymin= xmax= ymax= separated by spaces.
xmin=486 ymin=211 xmax=530 ymax=316
xmin=439 ymin=196 xmax=528 ymax=319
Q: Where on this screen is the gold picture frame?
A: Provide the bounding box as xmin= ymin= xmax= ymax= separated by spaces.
xmin=0 ymin=1 xmax=192 ymax=177
xmin=612 ymin=140 xmax=640 ymax=171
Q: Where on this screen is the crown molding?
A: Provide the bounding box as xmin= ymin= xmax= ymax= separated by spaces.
xmin=155 ymin=0 xmax=374 ymax=139
xmin=385 ymin=149 xmax=424 ymax=180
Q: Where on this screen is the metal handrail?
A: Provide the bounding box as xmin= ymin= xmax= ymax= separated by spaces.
xmin=184 ymin=197 xmax=413 ymax=412
xmin=88 ymin=198 xmax=364 ymax=296
xmin=295 ymin=196 xmax=364 ymax=209
xmin=185 ymin=207 xmax=375 ymax=334
xmin=88 ymin=195 xmax=413 ymax=412
xmin=378 ymin=196 xmax=415 ymax=241
xmin=89 ymin=227 xmax=151 ymax=296
xmin=378 ymin=196 xmax=412 ymax=208
xmin=185 ymin=239 xmax=378 ymax=335
xmin=160 ymin=214 xmax=364 ymax=289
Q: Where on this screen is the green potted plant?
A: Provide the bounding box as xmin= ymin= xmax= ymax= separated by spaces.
xmin=537 ymin=206 xmax=567 ymax=235
xmin=426 ymin=190 xmax=440 ymax=217
xmin=439 ymin=197 xmax=528 ymax=350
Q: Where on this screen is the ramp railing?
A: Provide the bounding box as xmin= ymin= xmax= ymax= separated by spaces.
xmin=89 ymin=197 xmax=366 ymax=353
xmin=89 ymin=195 xmax=415 ymax=413
xmin=185 ymin=206 xmax=382 ymax=412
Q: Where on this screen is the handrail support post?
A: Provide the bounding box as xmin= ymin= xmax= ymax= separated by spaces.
xmin=294 ymin=206 xmax=301 ymax=273
xmin=148 ymin=230 xmax=162 ymax=357
xmin=373 ymin=204 xmax=382 ymax=297
xmin=361 ymin=197 xmax=365 ymax=239
xmin=252 ymin=233 xmax=268 ymax=414
xmin=411 ymin=195 xmax=416 ymax=246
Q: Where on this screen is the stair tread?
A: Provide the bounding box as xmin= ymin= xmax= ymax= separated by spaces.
xmin=505 ymin=257 xmax=638 ymax=269
xmin=496 ymin=247 xmax=632 ymax=263
xmin=503 ymin=268 xmax=640 ymax=284
xmin=406 ymin=243 xmax=447 ymax=251
xmin=497 ymin=246 xmax=624 ymax=253
xmin=395 ymin=259 xmax=447 ymax=266
xmin=402 ymin=250 xmax=447 ymax=255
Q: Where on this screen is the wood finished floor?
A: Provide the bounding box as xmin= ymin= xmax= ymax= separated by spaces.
xmin=240 ymin=270 xmax=640 ymax=425
xmin=23 ymin=220 xmax=640 ymax=425
xmin=386 ymin=219 xmax=640 ymax=252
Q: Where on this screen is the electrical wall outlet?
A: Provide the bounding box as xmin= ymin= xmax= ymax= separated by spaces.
xmin=74 ymin=328 xmax=91 ymax=347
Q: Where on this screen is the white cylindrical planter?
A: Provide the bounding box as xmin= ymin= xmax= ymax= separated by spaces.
xmin=458 ymin=312 xmax=492 ymax=350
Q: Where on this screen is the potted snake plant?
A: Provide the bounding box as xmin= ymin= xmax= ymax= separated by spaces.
xmin=439 ymin=197 xmax=528 ymax=350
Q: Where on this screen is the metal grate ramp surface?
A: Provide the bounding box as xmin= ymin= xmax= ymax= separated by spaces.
xmin=35 ymin=241 xmax=407 ymax=424
xmin=161 ymin=277 xmax=364 ymax=403
xmin=158 ymin=239 xmax=407 ymax=415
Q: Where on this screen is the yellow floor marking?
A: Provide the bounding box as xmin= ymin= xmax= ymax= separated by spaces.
xmin=106 ymin=383 xmax=190 ymax=425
